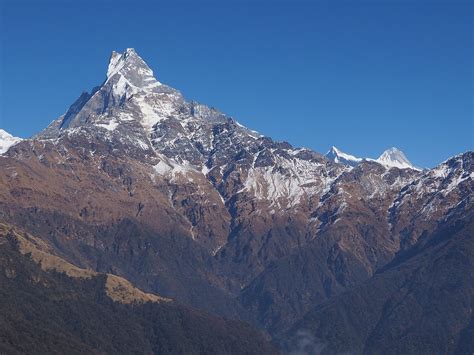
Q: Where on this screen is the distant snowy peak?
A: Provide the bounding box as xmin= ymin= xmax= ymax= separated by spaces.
xmin=376 ymin=147 xmax=419 ymax=170
xmin=0 ymin=129 xmax=22 ymax=154
xmin=325 ymin=146 xmax=362 ymax=167
xmin=326 ymin=146 xmax=420 ymax=171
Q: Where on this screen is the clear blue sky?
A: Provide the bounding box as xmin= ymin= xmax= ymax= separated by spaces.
xmin=1 ymin=0 xmax=472 ymax=167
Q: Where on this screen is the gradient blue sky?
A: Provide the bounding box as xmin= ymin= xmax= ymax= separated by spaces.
xmin=0 ymin=0 xmax=472 ymax=167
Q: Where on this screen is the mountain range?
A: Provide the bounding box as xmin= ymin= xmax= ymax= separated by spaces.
xmin=0 ymin=48 xmax=472 ymax=354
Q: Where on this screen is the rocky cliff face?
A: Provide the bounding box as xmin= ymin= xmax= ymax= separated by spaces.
xmin=1 ymin=48 xmax=472 ymax=353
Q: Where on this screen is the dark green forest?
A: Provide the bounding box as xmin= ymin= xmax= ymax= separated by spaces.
xmin=0 ymin=239 xmax=276 ymax=354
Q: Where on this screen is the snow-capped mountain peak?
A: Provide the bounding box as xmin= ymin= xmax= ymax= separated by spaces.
xmin=38 ymin=48 xmax=260 ymax=166
xmin=39 ymin=48 xmax=179 ymax=137
xmin=0 ymin=129 xmax=22 ymax=154
xmin=325 ymin=146 xmax=362 ymax=167
xmin=106 ymin=48 xmax=161 ymax=91
xmin=376 ymin=147 xmax=419 ymax=170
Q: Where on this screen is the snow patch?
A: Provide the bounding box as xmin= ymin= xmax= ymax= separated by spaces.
xmin=97 ymin=119 xmax=119 ymax=131
xmin=241 ymin=154 xmax=343 ymax=208
xmin=152 ymin=158 xmax=202 ymax=183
